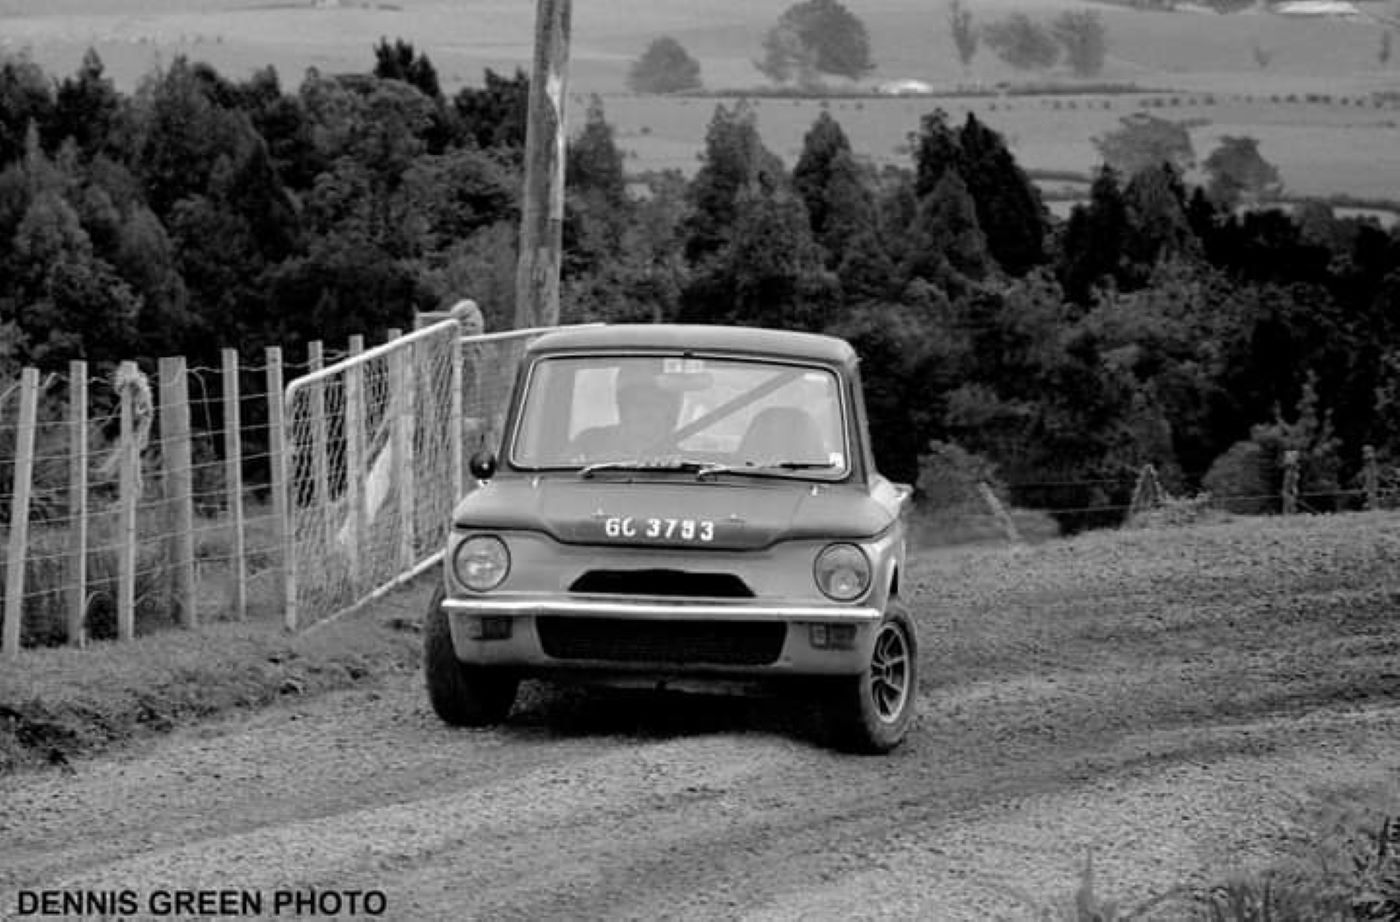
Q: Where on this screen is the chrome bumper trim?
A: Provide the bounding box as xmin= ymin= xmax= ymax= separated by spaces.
xmin=441 ymin=597 xmax=880 ymax=622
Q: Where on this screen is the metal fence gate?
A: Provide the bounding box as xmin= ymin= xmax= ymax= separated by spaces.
xmin=281 ymin=320 xmax=569 ymax=630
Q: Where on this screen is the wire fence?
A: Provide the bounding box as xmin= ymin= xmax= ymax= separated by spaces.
xmin=281 ymin=320 xmax=551 ymax=630
xmin=4 ymin=308 xmax=1400 ymax=653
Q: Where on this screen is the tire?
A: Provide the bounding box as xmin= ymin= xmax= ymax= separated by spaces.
xmin=423 ymin=586 xmax=519 ymax=727
xmin=826 ymin=600 xmax=918 ymax=754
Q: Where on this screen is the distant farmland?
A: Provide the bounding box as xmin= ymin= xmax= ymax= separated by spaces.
xmin=2 ymin=0 xmax=1397 ymax=203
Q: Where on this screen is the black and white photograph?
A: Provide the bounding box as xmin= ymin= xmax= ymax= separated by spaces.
xmin=2 ymin=0 xmax=1399 ymax=918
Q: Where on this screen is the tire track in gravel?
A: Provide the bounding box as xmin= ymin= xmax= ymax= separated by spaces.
xmin=2 ymin=517 xmax=1398 ymax=921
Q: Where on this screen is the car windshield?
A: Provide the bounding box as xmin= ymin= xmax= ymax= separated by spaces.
xmin=510 ymin=354 xmax=849 ymax=477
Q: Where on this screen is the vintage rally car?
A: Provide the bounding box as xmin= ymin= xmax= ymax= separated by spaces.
xmin=424 ymin=324 xmax=917 ymax=752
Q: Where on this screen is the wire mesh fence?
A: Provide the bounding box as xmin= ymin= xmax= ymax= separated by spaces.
xmin=5 ymin=312 xmax=1400 ymax=653
xmin=1 ymin=346 xmax=336 ymax=654
xmin=282 ymin=323 xmax=553 ymax=631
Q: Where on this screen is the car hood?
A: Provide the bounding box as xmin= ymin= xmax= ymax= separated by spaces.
xmin=452 ymin=476 xmax=896 ymax=550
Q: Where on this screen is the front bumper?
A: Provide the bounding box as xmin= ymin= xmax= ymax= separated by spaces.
xmin=441 ymin=594 xmax=881 ymax=677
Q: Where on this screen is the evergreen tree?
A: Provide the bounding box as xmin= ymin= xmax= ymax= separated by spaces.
xmin=48 ymin=49 xmax=122 ymax=160
xmin=837 ymin=227 xmax=900 ymax=303
xmin=912 ymin=109 xmax=961 ymax=198
xmin=957 ymin=112 xmax=1046 ymax=275
xmin=682 ymin=102 xmax=784 ymax=265
xmin=719 ymin=183 xmax=837 ymax=330
xmin=792 ymin=112 xmax=852 ymax=244
xmin=1122 ymin=161 xmax=1197 ymax=281
xmin=1059 ymin=164 xmax=1128 ymax=306
xmin=0 ymin=55 xmax=56 ymax=167
xmin=451 ymin=68 xmax=529 ymax=150
xmin=373 ymin=37 xmax=442 ymax=100
xmin=902 ymin=170 xmax=990 ymax=290
xmin=566 ymin=95 xmax=626 ymax=206
xmin=129 ymin=56 xmax=249 ymax=217
xmin=819 ymin=149 xmax=880 ymax=266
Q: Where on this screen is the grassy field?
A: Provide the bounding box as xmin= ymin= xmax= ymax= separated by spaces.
xmin=2 ymin=0 xmax=1398 ymax=201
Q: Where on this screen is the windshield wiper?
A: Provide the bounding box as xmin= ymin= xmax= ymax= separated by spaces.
xmin=693 ymin=460 xmax=839 ymax=480
xmin=579 ymin=458 xmax=728 ymax=479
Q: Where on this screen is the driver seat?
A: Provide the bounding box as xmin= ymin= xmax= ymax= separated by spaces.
xmin=737 ymin=407 xmax=827 ymax=465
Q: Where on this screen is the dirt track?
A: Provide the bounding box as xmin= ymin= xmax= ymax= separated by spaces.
xmin=2 ymin=514 xmax=1399 ymax=921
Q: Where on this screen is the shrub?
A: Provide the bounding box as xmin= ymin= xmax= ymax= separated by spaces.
xmin=1202 ymin=440 xmax=1274 ymax=514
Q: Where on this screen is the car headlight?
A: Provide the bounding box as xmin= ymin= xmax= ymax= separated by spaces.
xmin=814 ymin=543 xmax=871 ymax=601
xmin=453 ymin=535 xmax=510 ymax=591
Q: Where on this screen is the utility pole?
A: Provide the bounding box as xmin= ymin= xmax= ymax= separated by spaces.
xmin=514 ymin=0 xmax=572 ymax=329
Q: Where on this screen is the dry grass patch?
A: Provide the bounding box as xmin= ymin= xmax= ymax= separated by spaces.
xmin=0 ymin=575 xmax=431 ymax=774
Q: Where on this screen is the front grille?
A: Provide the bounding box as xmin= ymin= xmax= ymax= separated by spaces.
xmin=569 ymin=569 xmax=753 ymax=598
xmin=537 ymin=617 xmax=785 ymax=666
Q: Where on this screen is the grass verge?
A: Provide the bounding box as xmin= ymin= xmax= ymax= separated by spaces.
xmin=1034 ymin=782 xmax=1400 ymax=920
xmin=0 ymin=577 xmax=430 ymax=775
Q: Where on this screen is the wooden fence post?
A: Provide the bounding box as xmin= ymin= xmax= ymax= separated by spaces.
xmin=116 ymin=361 xmax=139 ymax=642
xmin=266 ymin=347 xmax=291 ymax=630
xmin=1281 ymin=449 xmax=1300 ymax=514
xmin=391 ymin=340 xmax=416 ymax=569
xmin=221 ymin=349 xmax=247 ymax=622
xmin=307 ymin=341 xmax=332 ymax=548
xmin=978 ymin=481 xmax=1023 ymax=546
xmin=67 ymin=361 xmax=88 ymax=647
xmin=2 ymin=368 xmax=39 ymax=657
xmin=1129 ymin=462 xmax=1163 ymax=522
xmin=159 ymin=357 xmax=197 ymax=627
xmin=1362 ymin=445 xmax=1379 ymax=511
xmin=344 ymin=335 xmax=366 ymax=595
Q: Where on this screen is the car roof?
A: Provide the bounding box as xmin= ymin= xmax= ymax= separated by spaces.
xmin=525 ymin=324 xmax=858 ymax=367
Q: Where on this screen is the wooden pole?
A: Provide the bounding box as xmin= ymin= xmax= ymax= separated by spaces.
xmin=67 ymin=361 xmax=88 ymax=646
xmin=308 ymin=341 xmax=332 ymax=548
xmin=344 ymin=335 xmax=366 ymax=594
xmin=1281 ymin=449 xmax=1300 ymax=515
xmin=2 ymin=367 xmax=39 ymax=657
xmin=1362 ymin=445 xmax=1379 ymax=511
xmin=221 ymin=349 xmax=247 ymax=621
xmin=978 ymin=481 xmax=1023 ymax=547
xmin=159 ymin=357 xmax=197 ymax=627
xmin=265 ymin=347 xmax=291 ymax=630
xmin=514 ymin=0 xmax=572 ymax=329
xmin=116 ymin=361 xmax=139 ymax=642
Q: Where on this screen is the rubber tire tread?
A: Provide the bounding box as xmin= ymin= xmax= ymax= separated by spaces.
xmin=423 ymin=586 xmax=519 ymax=727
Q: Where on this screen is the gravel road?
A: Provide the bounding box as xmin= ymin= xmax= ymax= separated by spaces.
xmin=3 ymin=515 xmax=1398 ymax=921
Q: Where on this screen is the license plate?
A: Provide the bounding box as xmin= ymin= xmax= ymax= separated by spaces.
xmin=603 ymin=516 xmax=716 ymax=543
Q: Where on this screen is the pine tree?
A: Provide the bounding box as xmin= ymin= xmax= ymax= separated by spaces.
xmin=1059 ymin=164 xmax=1128 ymax=306
xmin=903 ymin=171 xmax=990 ymax=289
xmin=956 ymin=112 xmax=1046 ymax=275
xmin=792 ymin=111 xmax=852 ymax=242
xmin=682 ymin=102 xmax=784 ymax=264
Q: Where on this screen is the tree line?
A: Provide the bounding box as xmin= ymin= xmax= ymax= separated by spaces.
xmin=627 ymin=0 xmax=1112 ymax=94
xmin=2 ymin=43 xmax=1398 ymax=528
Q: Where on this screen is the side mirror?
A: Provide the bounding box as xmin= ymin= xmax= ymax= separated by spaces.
xmin=469 ymin=450 xmax=497 ymax=481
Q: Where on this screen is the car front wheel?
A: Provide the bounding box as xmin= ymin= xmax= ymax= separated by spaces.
xmin=826 ymin=601 xmax=918 ymax=754
xmin=423 ymin=586 xmax=519 ymax=727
